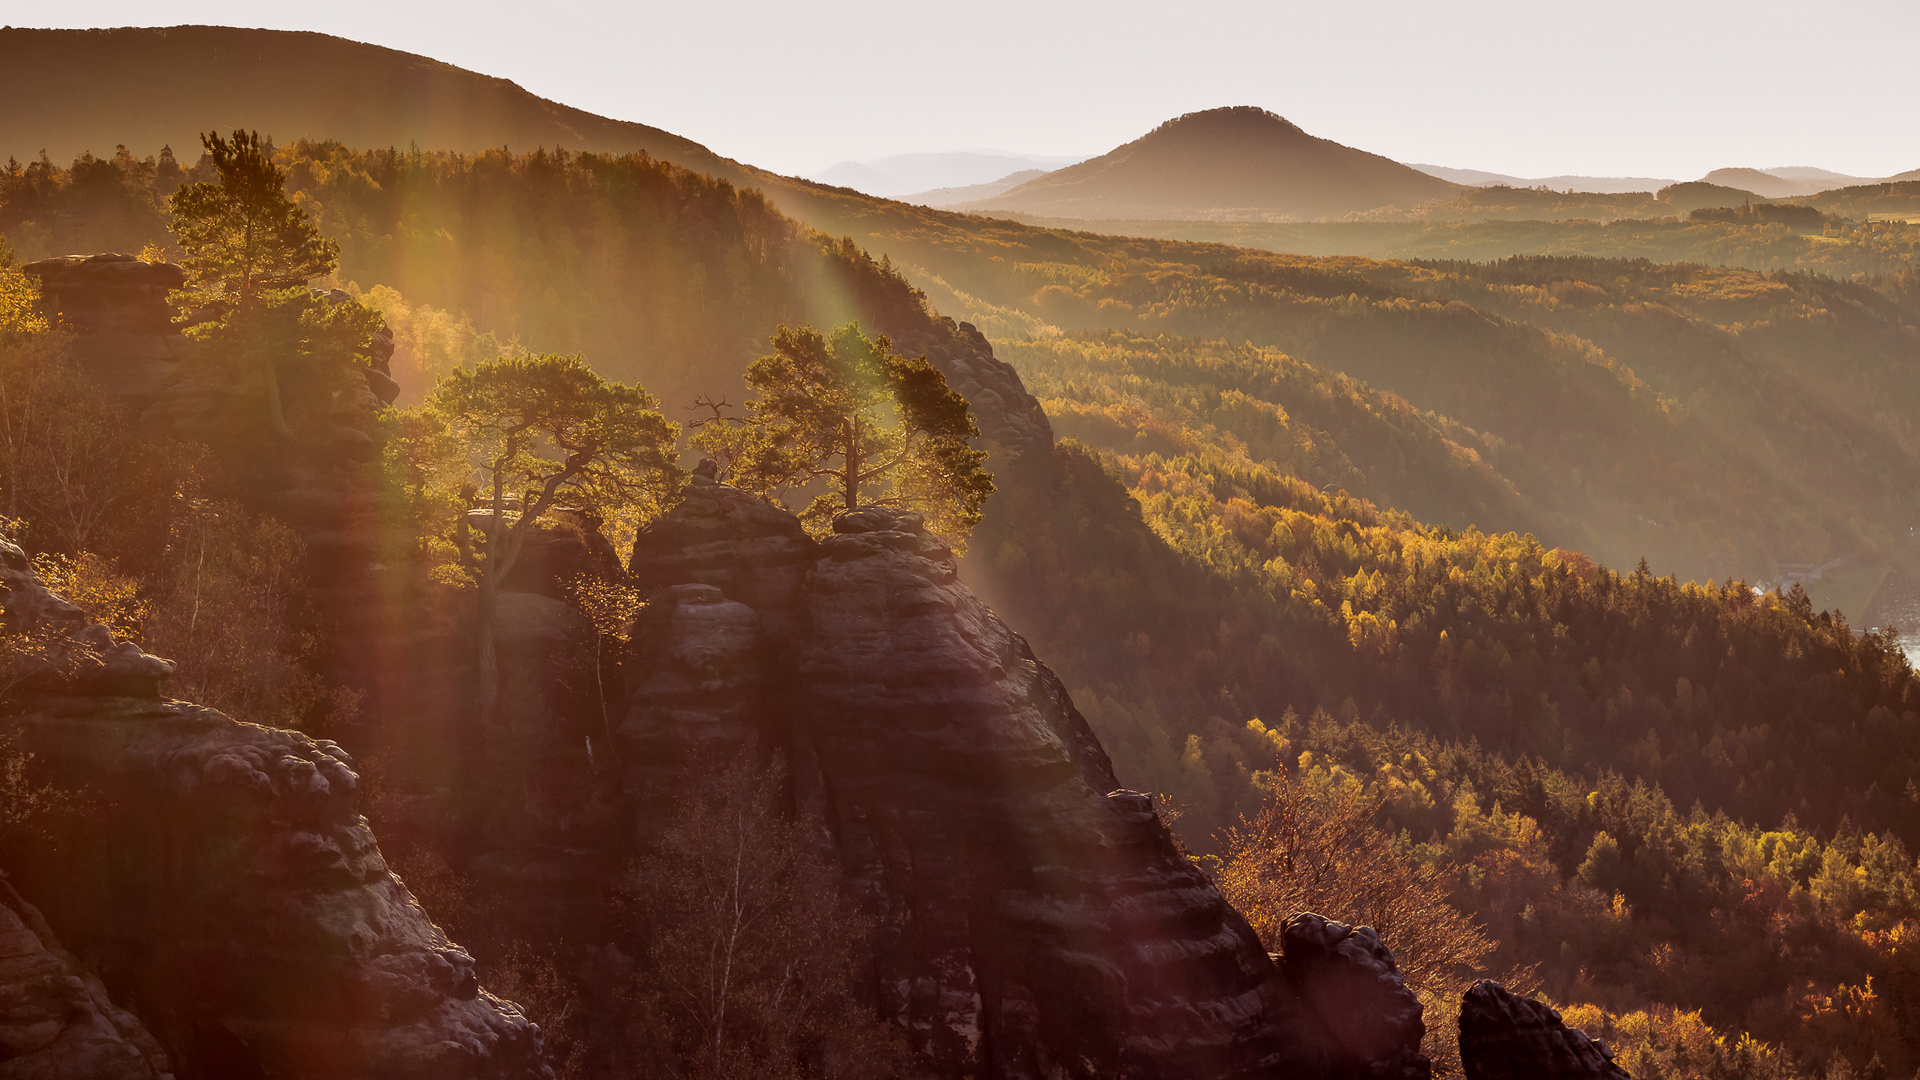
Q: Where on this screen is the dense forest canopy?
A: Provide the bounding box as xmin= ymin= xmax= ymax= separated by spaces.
xmin=8 ymin=133 xmax=1920 ymax=1077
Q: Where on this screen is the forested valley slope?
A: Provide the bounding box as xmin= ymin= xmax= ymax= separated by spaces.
xmin=4 ymin=27 xmax=1920 ymax=1080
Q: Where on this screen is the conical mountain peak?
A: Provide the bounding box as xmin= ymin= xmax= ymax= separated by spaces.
xmin=969 ymin=106 xmax=1459 ymax=221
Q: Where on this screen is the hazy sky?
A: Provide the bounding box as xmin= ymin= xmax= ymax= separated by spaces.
xmin=15 ymin=0 xmax=1920 ymax=180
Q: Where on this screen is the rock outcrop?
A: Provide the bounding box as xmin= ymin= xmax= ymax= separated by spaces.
xmin=0 ymin=878 xmax=174 ymax=1080
xmin=1458 ymin=981 xmax=1630 ymax=1080
xmin=886 ymin=318 xmax=1053 ymax=464
xmin=0 ymin=538 xmax=175 ymax=697
xmin=1278 ymin=913 xmax=1430 ymax=1079
xmin=627 ymin=472 xmax=819 ymax=638
xmin=625 ymin=496 xmax=1334 ymax=1078
xmin=1 ymin=541 xmax=549 ymax=1080
xmin=22 ymin=253 xmax=187 ymax=399
xmin=23 ymin=257 xmax=397 ymax=678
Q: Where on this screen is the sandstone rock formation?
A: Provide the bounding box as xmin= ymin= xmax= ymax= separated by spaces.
xmin=1278 ymin=913 xmax=1430 ymax=1079
xmin=23 ymin=256 xmax=394 ymax=604
xmin=625 ymin=495 xmax=1336 ymax=1078
xmin=618 ymin=581 xmax=772 ymax=848
xmin=15 ymin=251 xmax=1468 ymax=1079
xmin=0 ymin=538 xmax=174 ymax=697
xmin=628 ymin=471 xmax=820 ymax=637
xmin=1458 ymin=980 xmax=1630 ymax=1080
xmin=888 ymin=318 xmax=1053 ymax=463
xmin=0 ymin=878 xmax=174 ymax=1080
xmin=22 ymin=253 xmax=186 ymax=399
xmin=1 ymin=540 xmax=550 ymax=1080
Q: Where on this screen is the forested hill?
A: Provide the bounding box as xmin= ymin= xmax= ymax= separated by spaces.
xmin=13 ymin=109 xmax=1920 ymax=1071
xmin=964 ymin=106 xmax=1464 ymax=221
xmin=0 ymin=26 xmax=731 ymax=174
xmin=12 ymin=141 xmax=1920 ymax=595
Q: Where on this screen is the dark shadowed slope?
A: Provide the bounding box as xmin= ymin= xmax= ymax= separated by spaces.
xmin=965 ymin=106 xmax=1463 ymax=221
xmin=0 ymin=25 xmax=733 ymax=175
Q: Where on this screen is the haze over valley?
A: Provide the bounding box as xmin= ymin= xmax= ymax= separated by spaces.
xmin=3 ymin=17 xmax=1920 ymax=1080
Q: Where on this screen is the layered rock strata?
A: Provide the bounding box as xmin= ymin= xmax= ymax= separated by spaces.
xmin=1278 ymin=913 xmax=1430 ymax=1079
xmin=896 ymin=319 xmax=1054 ymax=462
xmin=0 ymin=541 xmax=549 ymax=1080
xmin=1458 ymin=981 xmax=1630 ymax=1080
xmin=625 ymin=494 xmax=1337 ymax=1079
xmin=22 ymin=253 xmax=187 ymax=398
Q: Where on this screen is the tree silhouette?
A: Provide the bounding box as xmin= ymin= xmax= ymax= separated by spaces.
xmin=167 ymin=130 xmax=360 ymax=437
xmin=416 ymin=353 xmax=678 ymax=725
xmin=167 ymin=130 xmax=334 ymax=316
xmin=694 ymin=323 xmax=992 ymax=544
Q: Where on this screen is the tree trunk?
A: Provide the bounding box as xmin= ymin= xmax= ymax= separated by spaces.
xmin=477 ymin=474 xmax=506 ymax=728
xmin=262 ymin=358 xmax=292 ymax=439
xmin=476 ymin=575 xmax=500 ymax=726
xmin=842 ymin=415 xmax=860 ymax=511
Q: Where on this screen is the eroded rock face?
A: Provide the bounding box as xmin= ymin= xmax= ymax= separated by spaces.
xmin=621 ymin=499 xmax=1330 ymax=1078
xmin=628 ymin=473 xmax=818 ymax=639
xmin=22 ymin=254 xmax=187 ymax=399
xmin=1458 ymin=981 xmax=1629 ymax=1080
xmin=1 ymin=549 xmax=549 ymax=1080
xmin=882 ymin=319 xmax=1053 ymax=464
xmin=0 ymin=538 xmax=174 ymax=697
xmin=1279 ymin=913 xmax=1430 ymax=1080
xmin=0 ymin=879 xmax=173 ymax=1080
xmin=11 ymin=696 xmax=551 ymax=1080
xmin=618 ymin=582 xmax=774 ymax=849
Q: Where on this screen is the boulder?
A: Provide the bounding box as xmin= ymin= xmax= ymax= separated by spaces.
xmin=1458 ymin=980 xmax=1630 ymax=1080
xmin=1279 ymin=913 xmax=1430 ymax=1079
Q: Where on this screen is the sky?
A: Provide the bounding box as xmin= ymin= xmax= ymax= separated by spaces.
xmin=12 ymin=0 xmax=1920 ymax=180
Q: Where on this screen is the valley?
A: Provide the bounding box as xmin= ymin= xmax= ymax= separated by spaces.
xmin=2 ymin=21 xmax=1919 ymax=1080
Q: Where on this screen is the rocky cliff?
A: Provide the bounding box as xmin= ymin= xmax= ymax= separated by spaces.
xmin=1458 ymin=981 xmax=1630 ymax=1080
xmin=6 ymin=251 xmax=1563 ymax=1079
xmin=621 ymin=483 xmax=1433 ymax=1078
xmin=22 ymin=254 xmax=399 ymax=662
xmin=0 ymin=537 xmax=549 ymax=1080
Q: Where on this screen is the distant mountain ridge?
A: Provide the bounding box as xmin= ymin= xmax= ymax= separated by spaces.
xmin=965 ymin=106 xmax=1463 ymax=221
xmin=0 ymin=25 xmax=734 ymax=176
xmin=903 ymin=169 xmax=1051 ymax=208
xmin=809 ymin=151 xmax=1085 ymax=197
xmin=1408 ymin=164 xmax=1678 ymax=194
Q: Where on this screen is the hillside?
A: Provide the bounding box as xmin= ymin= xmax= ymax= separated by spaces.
xmin=809 ymin=151 xmax=1080 ymax=197
xmin=963 ymin=106 xmax=1463 ymax=221
xmin=14 ymin=141 xmax=1919 ymax=590
xmin=12 ymin=33 xmax=1920 ymax=1076
xmin=1408 ymin=164 xmax=1679 ymax=193
xmin=0 ymin=25 xmax=734 ymax=175
xmin=964 ymin=214 xmax=1920 ymax=276
xmin=1701 ymin=167 xmax=1835 ymax=199
xmin=1795 ymin=179 xmax=1920 ymax=220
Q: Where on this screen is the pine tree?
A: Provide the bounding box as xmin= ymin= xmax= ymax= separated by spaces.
xmin=415 ymin=353 xmax=679 ymax=725
xmin=693 ymin=323 xmax=993 ymax=545
xmin=166 ymin=130 xmax=361 ymax=438
xmin=167 ymin=130 xmax=334 ymax=316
